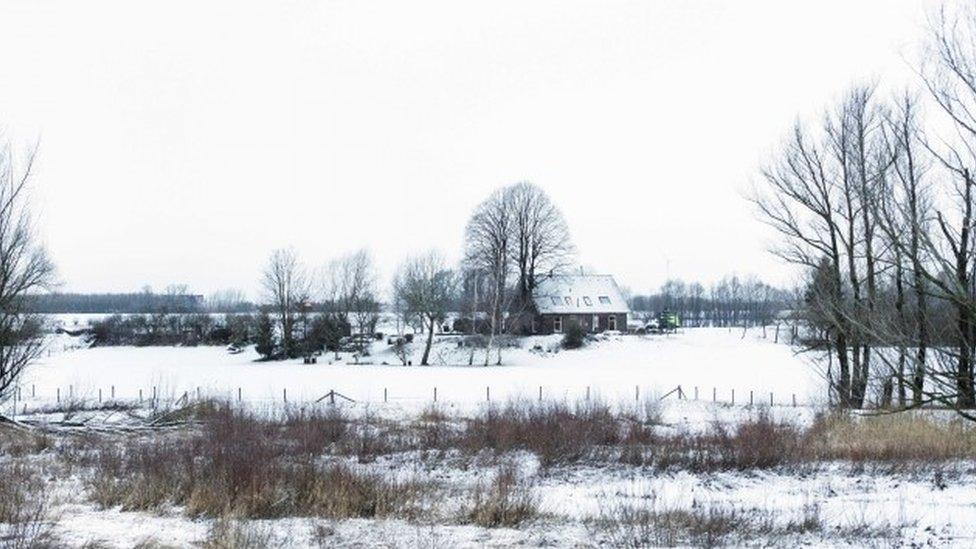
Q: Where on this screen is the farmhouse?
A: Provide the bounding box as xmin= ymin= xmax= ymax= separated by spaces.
xmin=531 ymin=274 xmax=629 ymax=334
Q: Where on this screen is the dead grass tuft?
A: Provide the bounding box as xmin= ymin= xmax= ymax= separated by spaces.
xmin=464 ymin=464 xmax=538 ymax=528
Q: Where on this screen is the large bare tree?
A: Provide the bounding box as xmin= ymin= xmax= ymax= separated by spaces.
xmin=392 ymin=251 xmax=456 ymax=365
xmin=0 ymin=138 xmax=56 ymax=406
xmin=752 ymin=119 xmax=855 ymax=406
xmin=508 ymin=182 xmax=574 ymax=314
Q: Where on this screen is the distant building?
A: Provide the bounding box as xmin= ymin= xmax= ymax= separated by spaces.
xmin=530 ymin=274 xmax=629 ymax=334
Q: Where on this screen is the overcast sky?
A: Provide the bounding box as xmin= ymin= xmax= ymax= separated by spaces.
xmin=0 ymin=0 xmax=938 ymax=299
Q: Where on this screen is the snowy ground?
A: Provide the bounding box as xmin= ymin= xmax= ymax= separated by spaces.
xmin=43 ymin=462 xmax=976 ymax=548
xmin=9 ymin=408 xmax=976 ymax=548
xmin=19 ymin=328 xmax=824 ymax=420
xmin=8 ymin=329 xmax=976 ymax=547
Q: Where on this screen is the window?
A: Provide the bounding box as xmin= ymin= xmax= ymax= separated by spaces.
xmin=608 ymin=315 xmax=617 ymax=330
xmin=583 ymin=297 xmax=592 ymax=306
xmin=564 ymin=297 xmax=572 ymax=306
xmin=551 ymin=297 xmax=561 ymax=306
xmin=553 ymin=316 xmax=563 ymax=333
xmin=598 ymin=296 xmax=612 ymax=305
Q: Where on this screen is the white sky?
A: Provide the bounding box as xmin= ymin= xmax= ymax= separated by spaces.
xmin=0 ymin=0 xmax=938 ymax=298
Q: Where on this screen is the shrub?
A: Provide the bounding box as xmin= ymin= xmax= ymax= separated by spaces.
xmin=463 ymin=400 xmax=621 ymax=467
xmin=561 ymin=321 xmax=586 ymax=349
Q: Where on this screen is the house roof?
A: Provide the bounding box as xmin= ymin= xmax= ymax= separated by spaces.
xmin=532 ymin=274 xmax=630 ymax=315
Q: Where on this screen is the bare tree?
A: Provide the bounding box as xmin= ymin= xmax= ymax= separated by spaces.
xmin=261 ymin=248 xmax=309 ymax=359
xmin=508 ymin=182 xmax=574 ymax=321
xmin=876 ymin=91 xmax=932 ymax=406
xmin=0 ymin=138 xmax=56 ymax=406
xmin=464 ymin=187 xmax=515 ymax=365
xmin=912 ymin=5 xmax=976 ymax=410
xmin=329 ymin=249 xmax=379 ymax=354
xmin=751 ymin=119 xmax=855 ymax=406
xmin=393 ymin=251 xmax=456 ymax=365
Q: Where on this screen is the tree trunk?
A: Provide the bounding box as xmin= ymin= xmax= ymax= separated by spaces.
xmin=422 ymin=318 xmax=435 ymax=366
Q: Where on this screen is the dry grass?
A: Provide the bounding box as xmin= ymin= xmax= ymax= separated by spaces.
xmin=807 ymin=412 xmax=976 ymax=464
xmin=83 ymin=404 xmax=435 ymax=520
xmin=464 ymin=464 xmax=538 ymax=528
xmin=200 ymin=519 xmax=278 ymax=549
xmin=589 ymin=495 xmax=906 ymax=548
xmin=0 ymin=460 xmax=56 ymax=549
xmin=589 ymin=497 xmax=747 ymax=548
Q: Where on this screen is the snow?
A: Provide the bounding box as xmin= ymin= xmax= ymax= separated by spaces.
xmin=19 ymin=328 xmax=823 ymax=417
xmin=532 ymin=273 xmax=629 ymax=314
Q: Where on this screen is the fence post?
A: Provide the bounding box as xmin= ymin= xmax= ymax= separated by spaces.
xmin=792 ymin=394 xmax=796 ymax=407
xmin=694 ymin=386 xmax=698 ymax=400
xmin=731 ymin=389 xmax=735 ymax=406
xmin=749 ymin=390 xmax=753 ymax=406
xmin=486 ymin=386 xmax=490 ymax=402
xmin=99 ymin=389 xmax=102 ymax=403
xmin=57 ymin=387 xmax=60 ymax=404
xmin=32 ymin=384 xmax=35 ymax=398
xmin=539 ymin=386 xmax=543 ymax=401
xmin=238 ymin=387 xmax=242 ymax=402
xmin=196 ymin=387 xmax=200 ymax=400
xmin=769 ymin=392 xmax=773 ymax=406
xmin=586 ymin=386 xmax=590 ymax=400
xmin=713 ymin=387 xmax=716 ymax=403
xmin=111 ymin=385 xmax=115 ymax=399
xmin=384 ymin=387 xmax=387 ymax=403
xmin=69 ymin=385 xmax=73 ymax=399
xmin=283 ymin=388 xmax=287 ymax=403
xmin=139 ymin=389 xmax=143 ymax=402
xmin=635 ymin=385 xmax=639 ymax=403
xmin=434 ymin=387 xmax=438 ymax=402
xmin=153 ymin=386 xmax=157 ymax=402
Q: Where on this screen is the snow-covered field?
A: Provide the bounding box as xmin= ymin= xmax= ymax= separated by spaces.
xmin=21 ymin=328 xmax=823 ymax=417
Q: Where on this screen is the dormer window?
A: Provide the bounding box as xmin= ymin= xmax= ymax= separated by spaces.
xmin=598 ymin=296 xmax=611 ymax=305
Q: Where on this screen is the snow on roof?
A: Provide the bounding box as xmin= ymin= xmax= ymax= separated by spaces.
xmin=533 ymin=274 xmax=630 ymax=315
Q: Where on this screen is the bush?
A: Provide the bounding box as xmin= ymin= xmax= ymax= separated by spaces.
xmin=462 ymin=400 xmax=624 ymax=467
xmin=561 ymin=320 xmax=586 ymax=349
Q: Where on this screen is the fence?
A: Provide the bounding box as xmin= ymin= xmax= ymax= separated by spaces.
xmin=5 ymin=382 xmax=810 ymax=418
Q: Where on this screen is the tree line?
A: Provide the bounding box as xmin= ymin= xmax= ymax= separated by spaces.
xmin=31 ymin=287 xmax=257 ymax=314
xmin=752 ymin=6 xmax=976 ymax=416
xmin=627 ymin=275 xmax=791 ymax=329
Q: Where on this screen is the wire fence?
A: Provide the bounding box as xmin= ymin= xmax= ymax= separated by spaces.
xmin=5 ymin=382 xmax=812 ymax=418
